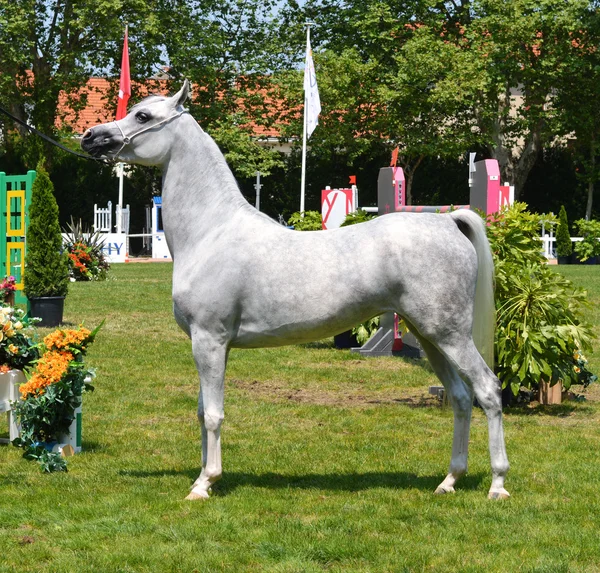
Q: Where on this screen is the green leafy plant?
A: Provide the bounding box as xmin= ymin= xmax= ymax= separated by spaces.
xmin=63 ymin=217 xmax=110 ymax=281
xmin=12 ymin=323 xmax=101 ymax=472
xmin=573 ymin=218 xmax=600 ymax=262
xmin=487 ymin=203 xmax=596 ymax=397
xmin=287 ymin=211 xmax=323 ymax=231
xmin=24 ymin=165 xmax=69 ymax=298
xmin=555 ymin=206 xmax=573 ymax=258
xmin=340 ymin=209 xmax=376 ymax=227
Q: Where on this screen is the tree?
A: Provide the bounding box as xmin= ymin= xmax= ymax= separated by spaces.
xmin=553 ymin=3 xmax=600 ymax=220
xmin=0 ymin=0 xmax=162 ymax=167
xmin=409 ymin=0 xmax=590 ymax=199
xmin=24 ymin=165 xmax=69 ymax=298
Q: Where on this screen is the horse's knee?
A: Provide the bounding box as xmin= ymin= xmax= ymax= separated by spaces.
xmin=199 ymin=410 xmax=224 ymax=432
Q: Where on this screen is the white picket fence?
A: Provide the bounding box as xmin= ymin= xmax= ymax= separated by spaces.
xmin=93 ymin=202 xmax=130 ymax=234
xmin=541 ymin=234 xmax=584 ymax=259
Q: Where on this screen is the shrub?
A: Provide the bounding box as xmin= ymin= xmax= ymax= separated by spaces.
xmin=287 ymin=211 xmax=323 ymax=231
xmin=24 ymin=166 xmax=69 ymax=298
xmin=340 ymin=209 xmax=375 ymax=227
xmin=573 ymin=218 xmax=600 ymax=262
xmin=487 ymin=203 xmax=595 ymax=396
xmin=555 ymin=205 xmax=572 ymax=258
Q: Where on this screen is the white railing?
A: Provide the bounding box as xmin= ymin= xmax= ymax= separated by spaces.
xmin=116 ymin=204 xmax=130 ymax=234
xmin=541 ymin=235 xmax=584 ymax=259
xmin=94 ymin=201 xmax=112 ymax=232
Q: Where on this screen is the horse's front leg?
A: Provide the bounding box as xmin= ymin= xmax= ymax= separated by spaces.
xmin=186 ymin=331 xmax=229 ymax=501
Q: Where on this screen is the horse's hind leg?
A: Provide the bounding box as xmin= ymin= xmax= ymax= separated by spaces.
xmin=438 ymin=337 xmax=510 ymax=499
xmin=186 ymin=329 xmax=229 ymax=501
xmin=416 ymin=336 xmax=474 ymax=494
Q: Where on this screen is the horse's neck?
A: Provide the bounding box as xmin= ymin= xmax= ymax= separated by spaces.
xmin=161 ymin=120 xmax=255 ymax=247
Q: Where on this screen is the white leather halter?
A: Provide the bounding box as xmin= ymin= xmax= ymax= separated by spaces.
xmin=111 ymin=109 xmax=189 ymax=160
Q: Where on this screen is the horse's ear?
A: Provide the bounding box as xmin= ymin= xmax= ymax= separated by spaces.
xmin=172 ymin=80 xmax=190 ymax=108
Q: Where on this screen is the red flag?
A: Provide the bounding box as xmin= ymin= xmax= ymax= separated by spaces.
xmin=116 ymin=27 xmax=131 ymax=120
xmin=390 ymin=146 xmax=399 ymax=168
xmin=348 ymin=175 xmax=356 ymax=185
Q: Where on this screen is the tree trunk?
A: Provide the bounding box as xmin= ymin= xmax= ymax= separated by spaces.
xmin=401 ymin=154 xmax=424 ymax=206
xmin=585 ymin=139 xmax=595 ymax=220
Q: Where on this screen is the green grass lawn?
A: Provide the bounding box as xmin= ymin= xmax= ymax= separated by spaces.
xmin=1 ymin=262 xmax=600 ymax=572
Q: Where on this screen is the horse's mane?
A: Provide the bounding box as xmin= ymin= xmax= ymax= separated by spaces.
xmin=130 ymin=94 xmax=168 ymax=111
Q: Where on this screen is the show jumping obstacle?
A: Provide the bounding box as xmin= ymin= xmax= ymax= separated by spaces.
xmin=81 ymin=81 xmax=510 ymax=501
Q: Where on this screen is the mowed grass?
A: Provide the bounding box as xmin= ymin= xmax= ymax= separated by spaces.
xmin=1 ymin=262 xmax=600 ymax=572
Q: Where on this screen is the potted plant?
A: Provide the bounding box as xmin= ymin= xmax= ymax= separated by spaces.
xmin=63 ymin=217 xmax=111 ymax=281
xmin=0 ymin=306 xmax=41 ymax=442
xmin=11 ymin=323 xmax=101 ymax=472
xmin=574 ymin=218 xmax=600 ymax=264
xmin=489 ymin=204 xmax=596 ymax=405
xmin=24 ymin=165 xmax=69 ymax=326
xmin=555 ymin=206 xmax=572 ymax=264
xmin=0 ymin=276 xmax=17 ymax=306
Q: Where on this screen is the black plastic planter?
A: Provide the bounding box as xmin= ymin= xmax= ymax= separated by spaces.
xmin=28 ymin=296 xmax=65 ymax=327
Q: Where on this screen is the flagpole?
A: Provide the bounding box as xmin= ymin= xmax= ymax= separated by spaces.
xmin=116 ymin=24 xmax=130 ymax=235
xmin=300 ymin=21 xmax=315 ymax=215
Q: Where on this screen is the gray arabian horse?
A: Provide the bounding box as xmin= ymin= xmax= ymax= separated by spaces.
xmin=81 ymin=80 xmax=510 ymax=501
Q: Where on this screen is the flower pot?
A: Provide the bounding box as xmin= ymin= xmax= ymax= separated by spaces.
xmin=334 ymin=330 xmax=360 ymax=349
xmin=56 ymin=404 xmax=82 ymax=454
xmin=556 ymin=255 xmax=571 ymax=265
xmin=539 ymin=380 xmax=563 ymax=405
xmin=28 ymin=296 xmax=65 ymax=327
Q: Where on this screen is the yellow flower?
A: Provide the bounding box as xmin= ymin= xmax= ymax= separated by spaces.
xmin=0 ymin=332 xmax=4 ymax=343
xmin=574 ymin=366 xmax=581 ymax=374
xmin=13 ymin=321 xmax=23 ymax=330
xmin=8 ymin=344 xmax=19 ymax=354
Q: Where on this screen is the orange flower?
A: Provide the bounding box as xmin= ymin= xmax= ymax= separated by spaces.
xmin=19 ymin=350 xmax=74 ymax=398
xmin=44 ymin=328 xmax=92 ymax=352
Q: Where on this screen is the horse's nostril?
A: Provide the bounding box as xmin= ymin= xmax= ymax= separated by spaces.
xmin=82 ymin=129 xmax=93 ymax=140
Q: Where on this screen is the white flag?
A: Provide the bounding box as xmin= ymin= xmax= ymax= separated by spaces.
xmin=304 ymin=37 xmax=321 ymax=138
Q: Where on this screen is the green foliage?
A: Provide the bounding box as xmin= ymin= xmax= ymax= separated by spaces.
xmin=488 ymin=203 xmax=596 ymax=395
xmin=24 ymin=166 xmax=69 ymax=298
xmin=555 ymin=205 xmax=573 ymax=257
xmin=352 ymin=316 xmax=380 ymax=346
xmin=287 ymin=211 xmax=323 ymax=231
xmin=340 ymin=209 xmax=376 ymax=227
xmin=574 ymin=218 xmax=600 ymax=262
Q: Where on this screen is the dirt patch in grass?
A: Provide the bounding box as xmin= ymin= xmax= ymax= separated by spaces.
xmin=229 ymin=378 xmax=441 ymax=408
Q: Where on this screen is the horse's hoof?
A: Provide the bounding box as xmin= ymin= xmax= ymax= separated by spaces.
xmin=434 ymin=485 xmax=455 ymax=495
xmin=488 ymin=489 xmax=510 ymax=500
xmin=185 ymin=489 xmax=210 ymax=501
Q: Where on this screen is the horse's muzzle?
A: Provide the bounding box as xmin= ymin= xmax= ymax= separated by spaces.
xmin=80 ymin=125 xmax=121 ymax=158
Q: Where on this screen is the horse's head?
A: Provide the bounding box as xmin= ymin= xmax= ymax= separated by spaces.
xmin=81 ymin=80 xmax=191 ymax=166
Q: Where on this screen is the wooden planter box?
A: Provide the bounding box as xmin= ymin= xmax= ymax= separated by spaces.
xmin=539 ymin=380 xmax=563 ymax=405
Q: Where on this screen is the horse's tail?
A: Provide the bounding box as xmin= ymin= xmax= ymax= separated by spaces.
xmin=449 ymin=209 xmax=496 ymax=369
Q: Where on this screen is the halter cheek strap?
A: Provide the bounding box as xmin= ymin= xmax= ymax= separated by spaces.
xmin=111 ymin=109 xmax=189 ymax=160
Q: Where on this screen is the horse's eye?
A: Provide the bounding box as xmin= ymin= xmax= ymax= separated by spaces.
xmin=136 ymin=112 xmax=150 ymax=123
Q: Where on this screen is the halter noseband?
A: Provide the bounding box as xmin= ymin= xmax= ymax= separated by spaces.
xmin=111 ymin=109 xmax=189 ymax=160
